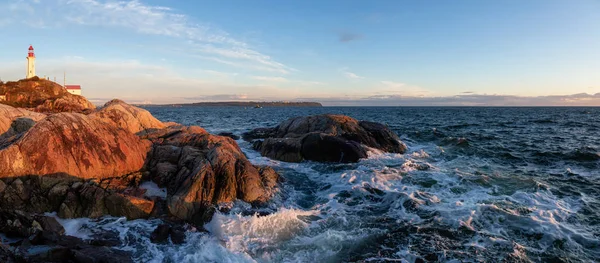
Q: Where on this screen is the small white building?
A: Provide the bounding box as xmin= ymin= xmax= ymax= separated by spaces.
xmin=65 ymin=85 xmax=82 ymax=95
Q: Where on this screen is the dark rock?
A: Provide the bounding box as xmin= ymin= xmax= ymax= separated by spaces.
xmin=0 ymin=243 xmax=16 ymax=263
xmin=218 ymin=132 xmax=240 ymax=140
xmin=19 ymin=231 xmax=133 ymax=263
xmin=169 ymin=226 xmax=186 ymax=244
xmin=72 ymin=246 xmax=133 ymax=263
xmin=301 ymin=133 xmax=367 ymax=163
xmin=150 ymin=224 xmax=171 ymax=244
xmin=150 ymin=224 xmax=186 ymax=245
xmin=244 ymin=114 xmax=406 ymax=163
xmin=33 ymin=215 xmax=65 ymax=236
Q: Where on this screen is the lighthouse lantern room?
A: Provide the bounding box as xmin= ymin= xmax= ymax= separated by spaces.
xmin=26 ymin=45 xmax=36 ymax=79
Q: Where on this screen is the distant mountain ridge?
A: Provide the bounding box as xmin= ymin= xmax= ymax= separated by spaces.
xmin=139 ymin=101 xmax=323 ymax=107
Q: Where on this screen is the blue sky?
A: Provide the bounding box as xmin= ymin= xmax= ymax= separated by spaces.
xmin=0 ymin=0 xmax=599 ymax=105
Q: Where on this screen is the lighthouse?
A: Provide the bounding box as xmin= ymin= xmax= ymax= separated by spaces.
xmin=26 ymin=45 xmax=36 ymax=79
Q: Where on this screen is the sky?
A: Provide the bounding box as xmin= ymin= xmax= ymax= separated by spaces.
xmin=0 ymin=0 xmax=599 ymax=106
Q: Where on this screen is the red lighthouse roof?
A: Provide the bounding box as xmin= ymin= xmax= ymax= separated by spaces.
xmin=65 ymin=85 xmax=81 ymax=90
xmin=28 ymin=45 xmax=34 ymax=50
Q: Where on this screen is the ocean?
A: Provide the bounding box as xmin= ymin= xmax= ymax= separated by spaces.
xmin=57 ymin=106 xmax=600 ymax=262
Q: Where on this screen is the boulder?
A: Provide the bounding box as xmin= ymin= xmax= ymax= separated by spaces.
xmin=143 ymin=126 xmax=280 ymax=225
xmin=92 ymin=99 xmax=165 ymax=134
xmin=243 ymin=114 xmax=406 ymax=163
xmin=0 ymin=113 xmax=152 ymax=180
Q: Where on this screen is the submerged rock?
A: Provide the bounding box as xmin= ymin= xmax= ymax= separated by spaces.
xmin=244 ymin=114 xmax=406 ymax=163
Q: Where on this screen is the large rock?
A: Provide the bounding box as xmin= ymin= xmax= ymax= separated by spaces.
xmin=143 ymin=125 xmax=280 ymax=225
xmin=0 ymin=104 xmax=45 ymax=135
xmin=0 ymin=98 xmax=280 ymax=227
xmin=244 ymin=114 xmax=406 ymax=163
xmin=0 ymin=113 xmax=152 ymax=180
xmin=0 ymin=77 xmax=95 ymax=113
xmin=92 ymin=99 xmax=166 ymax=134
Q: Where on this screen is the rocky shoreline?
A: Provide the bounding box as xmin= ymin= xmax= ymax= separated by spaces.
xmin=0 ymin=78 xmax=405 ymax=262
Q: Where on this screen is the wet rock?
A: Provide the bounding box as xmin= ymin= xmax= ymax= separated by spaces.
xmin=169 ymin=225 xmax=186 ymax=244
xmin=20 ymin=231 xmax=133 ymax=263
xmin=244 ymin=114 xmax=406 ymax=163
xmin=150 ymin=224 xmax=171 ymax=244
xmin=150 ymin=224 xmax=186 ymax=244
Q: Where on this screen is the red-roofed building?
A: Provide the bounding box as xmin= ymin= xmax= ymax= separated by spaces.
xmin=65 ymin=85 xmax=82 ymax=95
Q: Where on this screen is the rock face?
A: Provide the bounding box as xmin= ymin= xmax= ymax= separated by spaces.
xmin=143 ymin=125 xmax=280 ymax=225
xmin=0 ymin=112 xmax=152 ymax=180
xmin=0 ymin=77 xmax=95 ymax=113
xmin=0 ymin=100 xmax=280 ymax=225
xmin=244 ymin=114 xmax=406 ymax=163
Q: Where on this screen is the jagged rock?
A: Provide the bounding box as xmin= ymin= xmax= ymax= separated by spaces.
xmin=244 ymin=114 xmax=406 ymax=163
xmin=20 ymin=231 xmax=133 ymax=263
xmin=0 ymin=113 xmax=152 ymax=180
xmin=0 ymin=210 xmax=65 ymax=238
xmin=0 ymin=77 xmax=95 ymax=113
xmin=143 ymin=126 xmax=280 ymax=225
xmin=92 ymin=99 xmax=165 ymax=134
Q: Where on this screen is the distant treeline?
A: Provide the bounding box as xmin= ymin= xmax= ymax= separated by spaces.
xmin=139 ymin=101 xmax=323 ymax=107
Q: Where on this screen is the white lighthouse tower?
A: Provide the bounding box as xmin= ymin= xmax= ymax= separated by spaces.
xmin=26 ymin=45 xmax=36 ymax=79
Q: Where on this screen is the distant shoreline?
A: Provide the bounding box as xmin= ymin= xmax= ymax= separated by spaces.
xmin=135 ymin=101 xmax=323 ymax=107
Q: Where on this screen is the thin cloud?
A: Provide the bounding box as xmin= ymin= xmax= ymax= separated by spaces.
xmin=340 ymin=68 xmax=364 ymax=79
xmin=380 ymin=81 xmax=406 ymax=88
xmin=252 ymin=76 xmax=289 ymax=82
xmin=338 ymin=32 xmax=363 ymax=43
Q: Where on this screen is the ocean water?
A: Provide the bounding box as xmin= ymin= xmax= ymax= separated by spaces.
xmin=60 ymin=107 xmax=600 ymax=262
